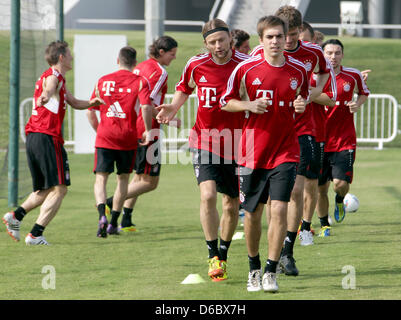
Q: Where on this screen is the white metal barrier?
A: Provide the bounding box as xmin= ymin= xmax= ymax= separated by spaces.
xmin=19 ymin=93 xmax=399 ymax=150
xmin=354 ymin=93 xmax=399 ymax=149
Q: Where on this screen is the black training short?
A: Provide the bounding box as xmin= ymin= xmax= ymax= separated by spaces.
xmin=94 ymin=147 xmax=136 ymax=175
xmin=239 ymin=162 xmax=297 ymax=213
xmin=319 ymin=149 xmax=356 ymax=185
xmin=297 ymin=135 xmax=320 ymax=179
xmin=26 ymin=132 xmax=71 ymax=191
xmin=192 ymin=149 xmax=239 ymax=199
xmin=134 ymin=140 xmax=161 ymax=176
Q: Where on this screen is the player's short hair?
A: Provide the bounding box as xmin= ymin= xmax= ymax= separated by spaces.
xmin=118 ymin=46 xmax=137 ymax=68
xmin=45 ymin=40 xmax=69 ymax=66
xmin=231 ymin=29 xmax=250 ymax=49
xmin=301 ymin=21 xmax=315 ymax=39
xmin=202 ymin=18 xmax=230 ymax=41
xmin=257 ymin=15 xmax=288 ymax=39
xmin=322 ymin=39 xmax=344 ymax=53
xmin=275 ymin=5 xmax=303 ymax=30
xmin=149 ymin=36 xmax=178 ymax=58
xmin=314 ymin=30 xmax=325 ymax=44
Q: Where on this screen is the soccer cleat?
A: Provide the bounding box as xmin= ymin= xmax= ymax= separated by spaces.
xmin=247 ymin=269 xmax=262 ymax=292
xmin=25 ymin=233 xmax=49 ymax=245
xmin=299 ymin=230 xmax=314 ymax=246
xmin=262 ymin=272 xmax=279 ymax=292
xmin=334 ymin=200 xmax=346 ymax=223
xmin=97 ymin=215 xmax=108 ymax=238
xmin=212 ymin=260 xmax=228 ymax=282
xmin=318 ymin=226 xmax=332 ymax=237
xmin=208 ymin=256 xmax=224 ymax=279
xmin=106 ymin=224 xmax=120 ymax=235
xmin=119 ymin=224 xmax=137 ymax=233
xmin=2 ymin=212 xmax=21 ymax=242
xmin=279 ymin=254 xmax=299 ymax=276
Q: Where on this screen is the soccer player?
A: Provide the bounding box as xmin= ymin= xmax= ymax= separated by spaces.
xmin=2 ymin=41 xmax=104 ymax=245
xmin=104 ymin=36 xmax=179 ymax=232
xmin=156 ymin=19 xmax=250 ymax=282
xmin=300 ymin=21 xmax=314 ymax=43
xmin=221 ymin=15 xmax=308 ymax=292
xmin=86 ymin=46 xmax=153 ymax=238
xmin=231 ymin=29 xmax=251 ymax=54
xmin=317 ymin=39 xmax=369 ymax=233
xmin=247 ymin=5 xmax=334 ymax=275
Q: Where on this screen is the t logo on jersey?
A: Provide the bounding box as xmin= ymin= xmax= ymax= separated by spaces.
xmin=200 ymin=87 xmax=217 ymax=108
xmin=256 ymin=90 xmax=273 ymax=109
xmin=102 ymin=81 xmax=116 ymax=96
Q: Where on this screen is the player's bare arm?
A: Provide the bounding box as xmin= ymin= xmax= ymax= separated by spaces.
xmin=156 ymin=91 xmax=189 ymax=124
xmin=139 ymin=103 xmax=153 ymax=146
xmin=313 ymin=92 xmax=336 ymax=107
xmin=36 ymin=75 xmax=59 ymax=106
xmin=222 ymin=98 xmax=268 ymax=114
xmin=65 ymin=89 xmax=105 ymax=110
xmin=361 ymin=69 xmax=371 ymax=82
xmin=309 ymin=72 xmax=330 ymax=102
xmin=347 ymin=94 xmax=368 ymax=113
xmin=86 ymin=109 xmax=99 ymax=132
xmin=293 ymin=95 xmax=306 ymax=113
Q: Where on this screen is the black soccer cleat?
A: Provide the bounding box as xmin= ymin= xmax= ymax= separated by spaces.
xmin=279 ymin=254 xmax=299 ymax=276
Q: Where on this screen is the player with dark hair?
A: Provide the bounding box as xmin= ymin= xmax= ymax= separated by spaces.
xmin=317 ymin=39 xmax=369 ymax=234
xmin=231 ymin=29 xmax=251 ymax=54
xmin=157 ymin=19 xmax=250 ymax=282
xmin=300 ymin=21 xmax=315 ymax=42
xmin=86 ymin=46 xmax=153 ymax=238
xmin=3 ymin=41 xmax=104 ymax=245
xmin=221 ymin=15 xmax=308 ymax=292
xmin=104 ymin=36 xmax=180 ymax=232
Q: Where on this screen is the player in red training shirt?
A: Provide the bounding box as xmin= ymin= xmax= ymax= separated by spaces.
xmin=157 ymin=19 xmax=250 ymax=282
xmin=317 ymin=39 xmax=369 ymax=232
xmin=221 ymin=16 xmax=308 ymax=293
xmin=104 ymin=36 xmax=180 ymax=232
xmin=249 ymin=6 xmax=336 ymax=276
xmin=3 ymin=41 xmax=103 ymax=245
xmin=86 ymin=46 xmax=153 ymax=238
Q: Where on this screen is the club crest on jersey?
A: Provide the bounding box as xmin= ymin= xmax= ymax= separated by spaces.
xmin=290 ymin=77 xmax=298 ymax=90
xmin=303 ymin=60 xmax=313 ymax=72
xmin=343 ymin=82 xmax=351 ymax=92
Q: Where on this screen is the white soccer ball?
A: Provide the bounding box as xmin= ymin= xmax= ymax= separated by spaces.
xmin=343 ymin=193 xmax=359 ymax=213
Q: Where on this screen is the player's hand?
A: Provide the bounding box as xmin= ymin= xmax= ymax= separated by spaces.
xmin=139 ymin=130 xmax=152 ymax=146
xmin=89 ymin=97 xmax=105 ymax=107
xmin=156 ymin=104 xmax=177 ymax=124
xmin=361 ymin=69 xmax=371 ymax=82
xmin=248 ymin=98 xmax=269 ymax=114
xmin=347 ymin=101 xmax=361 ymax=113
xmin=293 ymin=95 xmax=306 ymax=113
xmin=36 ymin=94 xmax=49 ymax=107
xmin=168 ymin=117 xmax=181 ymax=129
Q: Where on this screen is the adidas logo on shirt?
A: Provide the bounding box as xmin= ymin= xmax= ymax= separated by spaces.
xmin=199 ymin=76 xmax=208 ymax=83
xmin=252 ymin=78 xmax=262 ymax=85
xmin=106 ymin=101 xmax=126 ymax=119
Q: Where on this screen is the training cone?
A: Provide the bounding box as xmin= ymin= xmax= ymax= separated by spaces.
xmin=232 ymin=231 xmax=245 ymax=240
xmin=181 ymin=274 xmax=205 ymax=284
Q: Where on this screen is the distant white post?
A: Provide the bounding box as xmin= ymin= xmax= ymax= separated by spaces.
xmin=145 ymin=0 xmax=165 ymax=58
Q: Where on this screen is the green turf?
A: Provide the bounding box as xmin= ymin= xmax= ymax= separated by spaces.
xmin=0 ymin=148 xmax=400 ymax=300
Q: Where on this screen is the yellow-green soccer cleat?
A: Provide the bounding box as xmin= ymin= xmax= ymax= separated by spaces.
xmin=318 ymin=226 xmax=332 ymax=237
xmin=212 ymin=260 xmax=228 ymax=282
xmin=118 ymin=225 xmax=137 ymax=233
xmin=208 ymin=256 xmax=224 ymax=279
xmin=334 ymin=200 xmax=346 ymax=223
xmin=105 ymin=204 xmax=111 ymax=220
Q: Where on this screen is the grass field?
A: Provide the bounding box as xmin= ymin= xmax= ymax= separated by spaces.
xmin=0 ymin=148 xmax=400 ymax=300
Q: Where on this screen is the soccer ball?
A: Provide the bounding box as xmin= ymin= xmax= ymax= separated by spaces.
xmin=343 ymin=193 xmax=359 ymax=213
